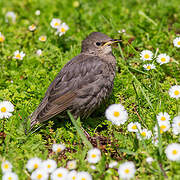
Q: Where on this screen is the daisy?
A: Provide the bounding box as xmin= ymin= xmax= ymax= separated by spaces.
xmin=154 ymin=121 xmax=170 ymax=134
xmin=156 ymin=112 xmax=170 ymax=123
xmin=56 ymin=23 xmax=69 ymax=36
xmin=146 ymin=157 xmax=154 ymax=164
xmin=52 ymin=143 xmax=66 ymax=153
xmin=173 ymin=37 xmax=180 ymax=48
xmin=165 ymin=143 xmax=180 ymax=161
xmin=31 ymin=168 xmax=49 ymax=180
xmin=67 ymin=160 xmax=76 ymax=170
xmin=0 ymin=32 xmax=5 ymax=42
xmin=26 ymin=157 xmax=42 ymax=172
xmin=39 ymin=35 xmax=47 ymax=42
xmin=36 ymin=49 xmax=42 ymax=56
xmin=140 ymin=50 xmax=153 ymax=61
xmin=13 ymin=50 xmax=25 ymax=60
xmin=1 ymin=160 xmax=12 ymax=173
xmin=156 ymin=53 xmax=170 ymax=65
xmin=109 ymin=161 xmax=118 ymax=168
xmin=50 ymin=18 xmax=61 ymax=29
xmin=67 ymin=170 xmax=78 ymax=180
xmin=5 ymin=11 xmax=16 ymax=23
xmin=51 ymin=167 xmax=68 ymax=180
xmin=118 ymin=161 xmax=136 ymax=180
xmin=169 ymin=85 xmax=180 ymax=99
xmin=127 ymin=122 xmax=141 ymax=132
xmin=136 ymin=129 xmax=152 ymax=140
xmin=2 ymin=172 xmax=18 ymax=180
xmin=0 ymin=101 xmax=14 ymax=119
xmin=35 ymin=10 xmax=41 ymax=16
xmin=29 ymin=24 xmax=36 ymax=31
xmin=77 ymin=171 xmax=92 ymax=180
xmin=105 ymin=104 xmax=128 ymax=126
xmin=143 ymin=64 xmax=156 ymax=71
xmin=172 ymin=116 xmax=180 ymax=135
xmin=87 ymin=148 xmax=101 ymax=164
xmin=41 ymin=159 xmax=57 ymax=173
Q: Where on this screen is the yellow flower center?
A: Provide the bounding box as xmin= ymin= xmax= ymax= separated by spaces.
xmin=61 ymin=27 xmax=65 ymax=32
xmin=72 ymin=176 xmax=76 ymax=180
xmin=160 ymin=125 xmax=166 ymax=130
xmin=144 ymin=54 xmax=150 ymax=59
xmin=40 ymin=36 xmax=46 ymax=41
xmin=92 ymin=154 xmax=97 ymax=158
xmin=113 ymin=111 xmax=120 ymax=117
xmin=57 ymin=147 xmax=62 ymax=152
xmin=4 ymin=164 xmax=9 ymax=169
xmin=172 ymin=149 xmax=178 ymax=155
xmin=8 ymin=177 xmax=12 ymax=180
xmin=174 ymin=90 xmax=180 ymax=96
xmin=178 ymin=41 xmax=180 ymax=45
xmin=141 ymin=132 xmax=146 ymax=137
xmin=160 ymin=116 xmax=166 ymax=121
xmin=34 ymin=163 xmax=38 ymax=169
xmin=178 ymin=122 xmax=180 ymax=126
xmin=132 ymin=125 xmax=137 ymax=130
xmin=37 ymin=174 xmax=42 ymax=179
xmin=161 ymin=57 xmax=166 ymax=62
xmin=124 ymin=168 xmax=130 ymax=174
xmin=58 ymin=173 xmax=62 ymax=177
xmin=82 ymin=178 xmax=86 ymax=180
xmin=16 ymin=54 xmax=21 ymax=58
xmin=1 ymin=107 xmax=6 ymax=113
xmin=55 ymin=22 xmax=60 ymax=26
xmin=0 ymin=36 xmax=4 ymax=42
xmin=147 ymin=65 xmax=151 ymax=70
xmin=47 ymin=164 xmax=51 ymax=168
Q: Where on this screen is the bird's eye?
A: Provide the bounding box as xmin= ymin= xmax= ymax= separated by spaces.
xmin=96 ymin=42 xmax=101 ymax=46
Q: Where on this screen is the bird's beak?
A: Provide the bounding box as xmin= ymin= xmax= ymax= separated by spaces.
xmin=102 ymin=39 xmax=122 ymax=47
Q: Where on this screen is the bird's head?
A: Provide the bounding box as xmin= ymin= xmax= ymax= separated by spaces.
xmin=81 ymin=32 xmax=121 ymax=56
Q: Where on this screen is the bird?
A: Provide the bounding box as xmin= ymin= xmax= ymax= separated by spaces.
xmin=29 ymin=32 xmax=121 ymax=130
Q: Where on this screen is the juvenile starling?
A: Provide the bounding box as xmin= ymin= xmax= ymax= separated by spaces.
xmin=30 ymin=32 xmax=120 ymax=128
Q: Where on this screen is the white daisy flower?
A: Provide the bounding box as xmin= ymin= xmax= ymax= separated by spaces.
xmin=143 ymin=64 xmax=156 ymax=71
xmin=165 ymin=143 xmax=180 ymax=161
xmin=109 ymin=161 xmax=118 ymax=168
xmin=1 ymin=160 xmax=12 ymax=173
xmin=50 ymin=18 xmax=61 ymax=29
xmin=169 ymin=85 xmax=180 ymax=99
xmin=51 ymin=167 xmax=68 ymax=180
xmin=173 ymin=37 xmax=180 ymax=48
xmin=31 ymin=168 xmax=49 ymax=180
xmin=13 ymin=50 xmax=25 ymax=60
xmin=36 ymin=49 xmax=42 ymax=56
xmin=26 ymin=157 xmax=42 ymax=172
xmin=118 ymin=161 xmax=136 ymax=180
xmin=87 ymin=148 xmax=101 ymax=164
xmin=56 ymin=23 xmax=69 ymax=36
xmin=41 ymin=159 xmax=57 ymax=173
xmin=172 ymin=116 xmax=180 ymax=135
xmin=5 ymin=11 xmax=16 ymax=23
xmin=67 ymin=170 xmax=77 ymax=180
xmin=67 ymin=160 xmax=76 ymax=170
xmin=146 ymin=157 xmax=154 ymax=164
xmin=156 ymin=53 xmax=170 ymax=65
xmin=136 ymin=129 xmax=152 ymax=140
xmin=2 ymin=172 xmax=18 ymax=180
xmin=0 ymin=32 xmax=5 ymax=42
xmin=105 ymin=104 xmax=128 ymax=126
xmin=29 ymin=24 xmax=36 ymax=31
xmin=77 ymin=171 xmax=92 ymax=180
xmin=156 ymin=112 xmax=170 ymax=123
xmin=140 ymin=50 xmax=153 ymax=61
xmin=0 ymin=101 xmax=14 ymax=119
xmin=39 ymin=35 xmax=47 ymax=42
xmin=154 ymin=121 xmax=170 ymax=134
xmin=52 ymin=143 xmax=66 ymax=153
xmin=127 ymin=122 xmax=141 ymax=132
xmin=35 ymin=10 xmax=41 ymax=16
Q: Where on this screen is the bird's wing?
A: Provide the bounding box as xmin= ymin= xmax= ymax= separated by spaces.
xmin=30 ymin=54 xmax=107 ymax=126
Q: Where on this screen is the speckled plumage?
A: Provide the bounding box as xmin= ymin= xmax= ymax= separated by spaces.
xmin=30 ymin=32 xmax=118 ymax=128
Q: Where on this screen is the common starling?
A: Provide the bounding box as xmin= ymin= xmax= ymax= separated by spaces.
xmin=30 ymin=32 xmax=120 ymax=128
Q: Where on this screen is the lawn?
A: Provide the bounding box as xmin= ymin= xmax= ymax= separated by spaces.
xmin=0 ymin=0 xmax=180 ymax=179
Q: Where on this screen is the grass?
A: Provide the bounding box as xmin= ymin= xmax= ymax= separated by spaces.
xmin=0 ymin=0 xmax=180 ymax=179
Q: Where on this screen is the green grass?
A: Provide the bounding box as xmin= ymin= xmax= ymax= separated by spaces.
xmin=0 ymin=0 xmax=180 ymax=179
